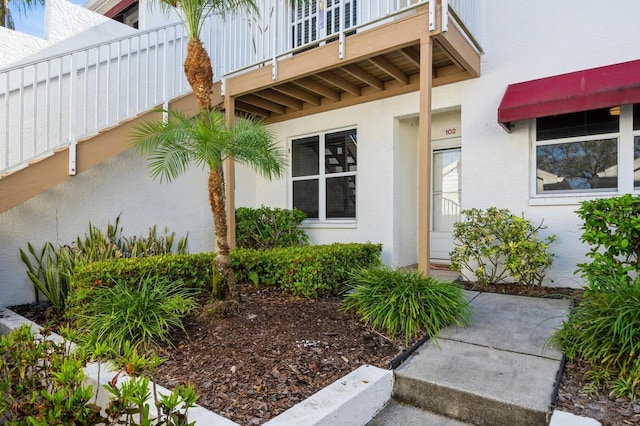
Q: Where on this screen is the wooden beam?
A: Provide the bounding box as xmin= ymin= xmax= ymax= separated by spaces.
xmin=240 ymin=94 xmax=286 ymax=115
xmin=369 ymin=56 xmax=410 ymax=84
xmin=417 ymin=35 xmax=432 ymax=276
xmin=272 ymin=84 xmax=321 ymax=106
xmin=224 ymin=96 xmax=236 ymax=250
xmin=235 ymin=100 xmax=270 ymax=118
xmin=399 ymin=46 xmax=420 ymax=68
xmin=264 ymin=76 xmax=420 ymax=124
xmin=341 ymin=64 xmax=384 ymax=90
xmin=294 ymin=78 xmax=341 ymax=101
xmin=254 ymin=89 xmax=303 ymax=111
xmin=433 ymin=70 xmax=474 ymax=87
xmin=316 ymin=71 xmax=361 ymax=96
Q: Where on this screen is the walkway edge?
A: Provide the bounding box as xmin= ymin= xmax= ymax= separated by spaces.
xmin=264 ymin=365 xmax=393 ymax=426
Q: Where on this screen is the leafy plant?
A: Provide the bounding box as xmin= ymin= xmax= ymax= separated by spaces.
xmin=75 ymin=215 xmax=188 ymax=261
xmin=549 ymin=275 xmax=640 ymax=400
xmin=231 ymin=243 xmax=382 ymax=297
xmin=19 ymin=216 xmax=189 ymax=311
xmin=0 ymin=324 xmax=197 ymax=425
xmin=236 ymin=206 xmax=309 ymax=249
xmin=19 ymin=242 xmax=74 ymax=310
xmin=450 ymin=207 xmax=555 ymax=286
xmin=575 ymin=194 xmax=640 ymax=285
xmin=341 ymin=266 xmax=472 ymax=344
xmin=74 ymin=274 xmax=199 ymax=355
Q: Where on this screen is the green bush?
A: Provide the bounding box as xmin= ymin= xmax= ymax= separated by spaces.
xmin=73 ymin=274 xmax=198 ymax=355
xmin=231 ymin=243 xmax=382 ymax=297
xmin=550 ymin=275 xmax=640 ymax=400
xmin=575 ymin=194 xmax=640 ymax=285
xmin=19 ymin=216 xmax=188 ymax=311
xmin=71 ymin=253 xmax=214 ymax=292
xmin=341 ymin=266 xmax=472 ymax=344
xmin=236 ymin=206 xmax=309 ymax=249
xmin=450 ymin=207 xmax=555 ymax=286
xmin=0 ymin=324 xmax=197 ymax=425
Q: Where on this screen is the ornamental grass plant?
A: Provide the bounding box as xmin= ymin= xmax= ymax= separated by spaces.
xmin=341 ymin=266 xmax=472 ymax=344
xmin=550 ymin=275 xmax=640 ymax=400
xmin=75 ymin=274 xmax=199 ymax=355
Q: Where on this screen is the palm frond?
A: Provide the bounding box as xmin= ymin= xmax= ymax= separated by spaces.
xmin=226 ymin=117 xmax=287 ymax=180
xmin=131 ymin=109 xmax=203 ymax=183
xmin=153 ymin=0 xmax=259 ymax=40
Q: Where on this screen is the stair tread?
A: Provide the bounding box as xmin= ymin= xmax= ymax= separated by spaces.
xmin=368 ymin=401 xmax=471 ymax=426
xmin=391 ymin=292 xmax=570 ymax=426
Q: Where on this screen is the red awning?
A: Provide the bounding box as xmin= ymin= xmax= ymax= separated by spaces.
xmin=498 ymin=59 xmax=640 ymax=132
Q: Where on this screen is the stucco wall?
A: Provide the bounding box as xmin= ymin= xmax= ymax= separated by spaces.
xmin=0 ymin=150 xmax=214 ymax=306
xmin=4 ymin=0 xmax=640 ymax=307
xmin=238 ymin=0 xmax=640 ymax=288
xmin=447 ymin=0 xmax=640 ymax=287
xmin=238 ymin=95 xmax=424 ymax=266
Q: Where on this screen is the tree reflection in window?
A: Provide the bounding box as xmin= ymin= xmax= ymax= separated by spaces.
xmin=536 ymin=138 xmax=617 ymax=192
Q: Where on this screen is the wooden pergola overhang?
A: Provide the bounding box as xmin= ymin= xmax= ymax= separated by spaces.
xmin=217 ymin=3 xmax=481 ymax=275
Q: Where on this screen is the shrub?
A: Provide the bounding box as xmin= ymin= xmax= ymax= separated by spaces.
xmin=73 ymin=274 xmax=199 ymax=355
xmin=575 ymin=194 xmax=640 ymax=285
xmin=450 ymin=207 xmax=555 ymax=286
xmin=71 ymin=253 xmax=214 ymax=291
xmin=236 ymin=206 xmax=309 ymax=249
xmin=231 ymin=243 xmax=382 ymax=297
xmin=0 ymin=324 xmax=197 ymax=425
xmin=19 ymin=216 xmax=188 ymax=311
xmin=341 ymin=266 xmax=472 ymax=344
xmin=550 ymin=275 xmax=640 ymax=400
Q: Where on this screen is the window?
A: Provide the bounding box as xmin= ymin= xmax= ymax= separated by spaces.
xmin=291 ymin=129 xmax=357 ymax=220
xmin=290 ymin=0 xmax=358 ymax=49
xmin=535 ymin=107 xmax=621 ymax=194
xmin=634 ymin=105 xmax=640 ymax=188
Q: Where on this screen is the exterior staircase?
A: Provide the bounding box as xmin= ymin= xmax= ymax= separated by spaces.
xmin=369 ymin=292 xmax=573 ymax=426
xmin=0 ymin=0 xmax=482 ymax=214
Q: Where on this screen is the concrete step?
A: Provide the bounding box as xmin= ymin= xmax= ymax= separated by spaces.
xmin=390 ymin=292 xmax=571 ymax=426
xmin=368 ymin=400 xmax=472 ymax=425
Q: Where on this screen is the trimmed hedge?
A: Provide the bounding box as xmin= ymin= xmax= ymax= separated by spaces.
xmin=231 ymin=243 xmax=383 ymax=297
xmin=72 ymin=253 xmax=214 ymax=290
xmin=67 ymin=243 xmax=383 ymax=308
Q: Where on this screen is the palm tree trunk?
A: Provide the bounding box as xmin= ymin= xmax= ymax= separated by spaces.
xmin=184 ymin=35 xmax=240 ymax=302
xmin=0 ymin=0 xmax=8 ymax=28
xmin=208 ymin=165 xmax=241 ymax=302
xmin=185 ymin=38 xmax=214 ymax=111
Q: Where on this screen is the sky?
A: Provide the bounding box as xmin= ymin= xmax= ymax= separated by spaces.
xmin=11 ymin=0 xmax=87 ymax=39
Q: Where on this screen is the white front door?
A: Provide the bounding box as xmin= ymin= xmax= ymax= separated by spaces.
xmin=431 ymin=147 xmax=461 ymax=260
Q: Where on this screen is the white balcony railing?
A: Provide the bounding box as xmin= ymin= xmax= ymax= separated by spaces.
xmin=0 ymin=0 xmax=481 ymax=176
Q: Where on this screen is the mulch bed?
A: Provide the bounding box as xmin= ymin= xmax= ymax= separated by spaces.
xmin=11 ymin=282 xmax=639 ymax=426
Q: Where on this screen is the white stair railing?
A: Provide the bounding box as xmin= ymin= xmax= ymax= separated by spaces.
xmin=1 ymin=0 xmax=480 ymax=177
xmin=0 ymin=21 xmax=193 ymax=175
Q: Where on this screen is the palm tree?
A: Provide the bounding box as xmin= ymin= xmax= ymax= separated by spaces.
xmin=1 ymin=0 xmax=44 ymax=29
xmin=132 ymin=109 xmax=286 ymax=301
xmin=138 ymin=0 xmax=260 ymax=302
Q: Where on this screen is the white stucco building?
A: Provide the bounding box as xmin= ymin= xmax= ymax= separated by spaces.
xmin=1 ymin=0 xmax=638 ymax=305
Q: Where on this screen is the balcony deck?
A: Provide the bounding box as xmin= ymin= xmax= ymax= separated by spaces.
xmin=218 ymin=3 xmax=480 ymax=122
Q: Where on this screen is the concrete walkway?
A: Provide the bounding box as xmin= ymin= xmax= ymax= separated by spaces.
xmin=370 ymin=291 xmax=575 ymax=426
